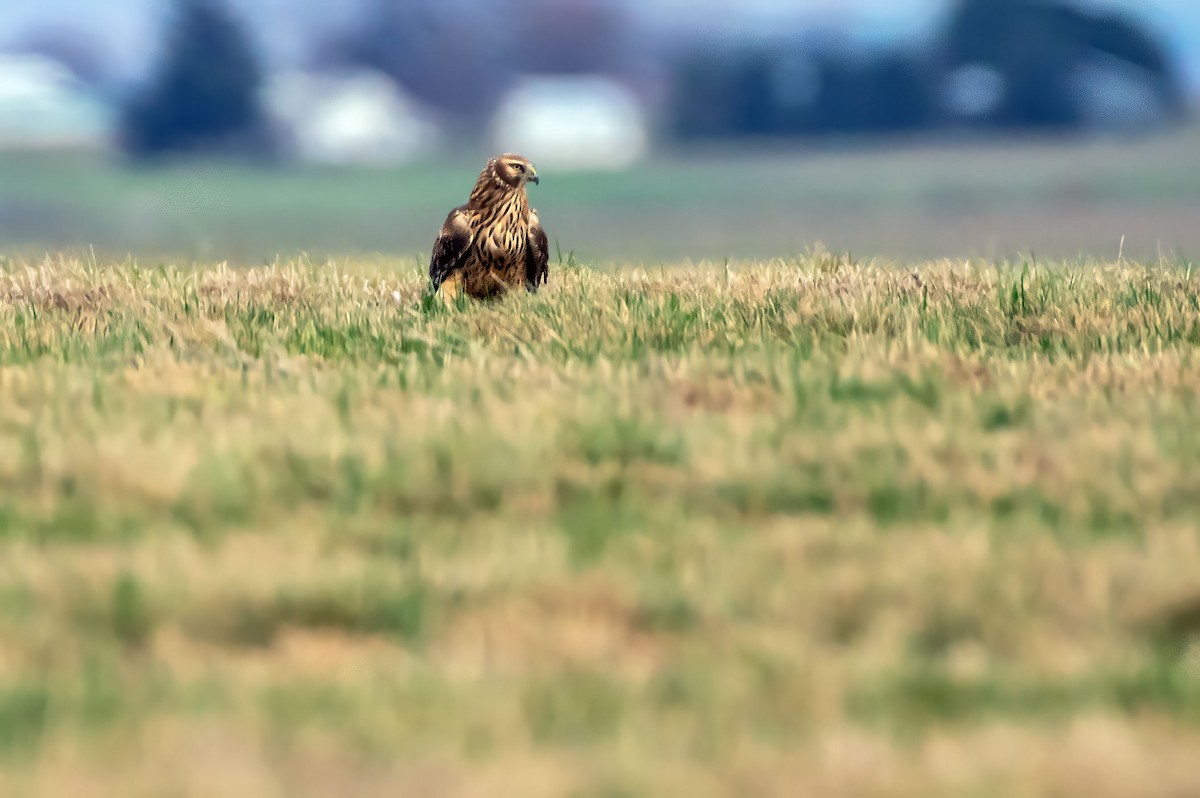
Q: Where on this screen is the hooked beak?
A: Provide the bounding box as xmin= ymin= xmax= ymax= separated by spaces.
xmin=527 ymin=167 xmax=539 ymax=186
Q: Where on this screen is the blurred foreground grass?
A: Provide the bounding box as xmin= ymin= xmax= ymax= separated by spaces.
xmin=0 ymin=253 xmax=1199 ymax=796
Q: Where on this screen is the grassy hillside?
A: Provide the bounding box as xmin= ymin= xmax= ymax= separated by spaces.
xmin=0 ymin=253 xmax=1198 ymax=796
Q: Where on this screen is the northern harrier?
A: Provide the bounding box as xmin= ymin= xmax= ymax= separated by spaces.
xmin=429 ymin=153 xmax=549 ymax=303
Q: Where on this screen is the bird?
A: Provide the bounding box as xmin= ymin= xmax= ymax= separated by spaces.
xmin=428 ymin=153 xmax=549 ymax=303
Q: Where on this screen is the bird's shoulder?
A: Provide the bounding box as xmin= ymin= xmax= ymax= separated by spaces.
xmin=527 ymin=207 xmax=548 ymax=246
xmin=524 ymin=206 xmax=549 ymax=290
xmin=432 ymin=204 xmax=474 ymax=263
xmin=430 ymin=204 xmax=476 ymax=288
xmin=441 ymin=204 xmax=475 ymax=232
xmin=434 ymin=204 xmax=476 ymax=251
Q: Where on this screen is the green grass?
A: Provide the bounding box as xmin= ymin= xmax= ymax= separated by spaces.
xmin=0 ymin=253 xmax=1199 ymax=796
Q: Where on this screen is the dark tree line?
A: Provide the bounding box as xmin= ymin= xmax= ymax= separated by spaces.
xmin=118 ymin=0 xmax=1184 ymax=159
xmin=946 ymin=0 xmax=1183 ymax=129
xmin=120 ymin=0 xmax=270 ymax=158
xmin=670 ymin=0 xmax=1183 ymax=141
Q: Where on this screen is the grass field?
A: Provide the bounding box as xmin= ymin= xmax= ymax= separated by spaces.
xmin=1 ymin=252 xmax=1200 ymax=796
xmin=4 ymin=126 xmax=1200 ymax=263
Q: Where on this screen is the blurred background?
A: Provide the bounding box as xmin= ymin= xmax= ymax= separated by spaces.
xmin=1 ymin=0 xmax=1198 ymax=263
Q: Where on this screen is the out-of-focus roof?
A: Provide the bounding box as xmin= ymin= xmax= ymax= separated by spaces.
xmin=0 ymin=53 xmax=114 ymax=148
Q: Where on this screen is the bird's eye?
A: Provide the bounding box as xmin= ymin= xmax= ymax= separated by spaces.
xmin=512 ymin=163 xmax=524 ymax=172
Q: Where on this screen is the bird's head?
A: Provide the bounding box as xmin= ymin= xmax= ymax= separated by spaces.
xmin=491 ymin=154 xmax=539 ymax=189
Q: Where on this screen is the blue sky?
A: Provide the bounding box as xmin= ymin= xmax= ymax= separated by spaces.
xmin=1 ymin=0 xmax=1198 ymax=94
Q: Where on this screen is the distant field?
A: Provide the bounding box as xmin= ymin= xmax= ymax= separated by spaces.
xmin=3 ymin=127 xmax=1200 ymax=263
xmin=0 ymin=253 xmax=1198 ymax=796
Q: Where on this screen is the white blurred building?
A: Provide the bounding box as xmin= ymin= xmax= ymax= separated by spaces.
xmin=490 ymin=76 xmax=650 ymax=172
xmin=0 ymin=54 xmax=115 ymax=150
xmin=264 ymin=69 xmax=440 ymax=166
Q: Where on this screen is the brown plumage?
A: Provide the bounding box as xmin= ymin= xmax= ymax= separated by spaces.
xmin=429 ymin=154 xmax=549 ymax=302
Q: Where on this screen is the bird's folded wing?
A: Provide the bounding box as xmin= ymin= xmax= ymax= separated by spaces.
xmin=429 ymin=206 xmax=473 ymax=290
xmin=526 ymin=209 xmax=549 ymax=291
